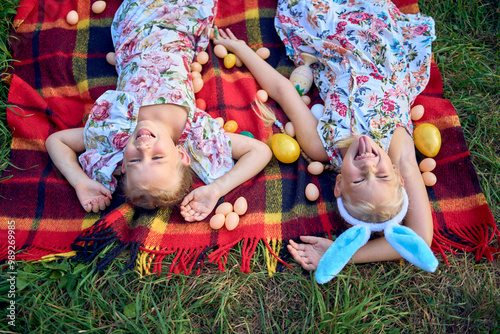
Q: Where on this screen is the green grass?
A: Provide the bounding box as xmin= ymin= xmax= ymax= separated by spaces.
xmin=1 ymin=0 xmax=499 ymax=333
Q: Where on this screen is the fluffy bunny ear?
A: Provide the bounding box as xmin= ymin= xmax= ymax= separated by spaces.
xmin=315 ymin=225 xmax=371 ymax=284
xmin=385 ymin=224 xmax=438 ymax=273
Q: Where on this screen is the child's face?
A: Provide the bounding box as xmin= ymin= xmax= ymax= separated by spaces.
xmin=122 ymin=120 xmax=190 ymax=190
xmin=335 ymin=135 xmax=403 ymax=205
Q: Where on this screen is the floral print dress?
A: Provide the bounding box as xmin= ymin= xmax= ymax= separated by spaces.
xmin=78 ymin=0 xmax=234 ymax=193
xmin=275 ymin=0 xmax=435 ymax=169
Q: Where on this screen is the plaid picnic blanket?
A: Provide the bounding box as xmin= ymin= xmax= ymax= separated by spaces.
xmin=1 ymin=0 xmax=498 ymax=276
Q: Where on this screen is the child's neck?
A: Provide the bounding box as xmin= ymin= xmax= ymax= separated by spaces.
xmin=138 ymin=104 xmax=189 ymax=143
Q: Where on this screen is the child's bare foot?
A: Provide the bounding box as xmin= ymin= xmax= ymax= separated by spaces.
xmin=287 ymin=236 xmax=333 ymax=271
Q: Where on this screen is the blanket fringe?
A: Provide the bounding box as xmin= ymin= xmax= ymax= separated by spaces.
xmin=264 ymin=239 xmax=292 ymax=276
xmin=432 ymin=221 xmax=500 ymax=265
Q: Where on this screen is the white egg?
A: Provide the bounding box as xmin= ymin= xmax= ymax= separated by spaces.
xmin=310 ymin=104 xmax=324 ymax=120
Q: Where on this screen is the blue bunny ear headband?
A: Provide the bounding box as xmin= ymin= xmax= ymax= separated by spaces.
xmin=315 ymin=188 xmax=438 ymax=284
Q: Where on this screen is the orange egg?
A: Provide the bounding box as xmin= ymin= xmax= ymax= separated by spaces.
xmin=66 ymin=10 xmax=79 ymax=25
xmin=223 ymin=120 xmax=238 ymax=133
xmin=233 ymin=197 xmax=248 ymax=216
xmin=196 ymin=98 xmax=206 ymax=110
xmin=191 ymin=62 xmax=202 ymax=73
xmin=305 ymin=183 xmax=320 ymax=201
xmin=223 ymin=54 xmax=236 ymax=69
xmin=419 ymin=158 xmax=436 ymax=172
xmin=193 ymin=77 xmax=204 ymax=93
xmin=307 ymin=161 xmax=324 ymax=175
xmin=422 ymin=172 xmax=437 ymax=187
xmin=215 ymin=117 xmax=224 ymax=127
xmin=256 ymin=47 xmax=270 ymax=59
xmin=215 ymin=202 xmax=233 ymax=216
xmin=196 ymin=51 xmax=209 ymax=65
xmin=284 ymin=122 xmax=295 ymax=137
xmin=301 ymin=95 xmax=311 ymax=105
xmin=91 ymin=1 xmax=106 ymax=14
xmin=214 ymin=45 xmax=228 ymax=58
xmin=411 ymin=105 xmax=424 ymax=121
xmin=210 ymin=214 xmax=226 ymax=230
xmin=106 ymin=52 xmax=116 ymax=66
xmin=225 ymin=212 xmax=240 ymax=231
xmin=209 ymin=29 xmax=215 ymax=40
xmin=256 ymin=90 xmax=268 ymax=103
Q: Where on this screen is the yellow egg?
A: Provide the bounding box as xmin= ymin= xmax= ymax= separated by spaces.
xmin=106 ymin=52 xmax=116 ymax=66
xmin=271 ymin=133 xmax=301 ymax=164
xmin=233 ymin=197 xmax=248 ymax=216
xmin=305 ymin=183 xmax=320 ymax=201
xmin=256 ymin=89 xmax=268 ymax=103
xmin=422 ymin=172 xmax=437 ymax=187
xmin=91 ymin=1 xmax=106 ymax=14
xmin=210 ymin=214 xmax=226 ymax=230
xmin=225 ymin=212 xmax=240 ymax=231
xmin=419 ymin=158 xmax=436 ymax=173
xmin=197 ymin=51 xmax=209 ymax=65
xmin=223 ymin=54 xmax=236 ymax=69
xmin=284 ymin=122 xmax=295 ymax=137
xmin=193 ymin=77 xmax=204 ymax=93
xmin=215 ymin=117 xmax=224 ymax=127
xmin=235 ymin=55 xmax=243 ymax=67
xmin=223 ymin=120 xmax=238 ymax=133
xmin=411 ymin=105 xmax=424 ymax=121
xmin=214 ymin=45 xmax=228 ymax=58
xmin=301 ymin=95 xmax=311 ymax=105
xmin=256 ymin=47 xmax=270 ymax=59
xmin=215 ymin=202 xmax=233 ymax=216
xmin=414 ymin=123 xmax=441 ymax=157
xmin=191 ymin=62 xmax=202 ymax=73
xmin=307 ymin=161 xmax=324 ymax=175
xmin=66 ymin=10 xmax=79 ymax=25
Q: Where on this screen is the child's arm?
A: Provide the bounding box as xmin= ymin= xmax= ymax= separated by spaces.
xmin=45 ymin=128 xmax=112 ymax=213
xmin=180 ymin=133 xmax=272 ymax=222
xmin=214 ymin=28 xmax=329 ymax=162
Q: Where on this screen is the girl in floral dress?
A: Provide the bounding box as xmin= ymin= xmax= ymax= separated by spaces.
xmin=46 ymin=0 xmax=272 ymax=220
xmin=213 ymin=0 xmax=435 ymax=270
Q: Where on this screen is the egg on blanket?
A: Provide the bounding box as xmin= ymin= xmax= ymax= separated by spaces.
xmin=284 ymin=122 xmax=295 ymax=137
xmin=106 ymin=52 xmax=116 ymax=66
xmin=411 ymin=104 xmax=424 ymax=121
xmin=422 ymin=171 xmax=437 ymax=187
xmin=210 ymin=214 xmax=226 ymax=230
xmin=225 ymin=212 xmax=240 ymax=231
xmin=66 ymin=11 xmax=79 ymax=25
xmin=92 ymin=1 xmax=106 ymax=14
xmin=256 ymin=47 xmax=270 ymax=59
xmin=305 ymin=183 xmax=320 ymax=201
xmin=419 ymin=158 xmax=436 ymax=172
xmin=215 ymin=202 xmax=233 ymax=216
xmin=233 ymin=197 xmax=248 ymax=215
xmin=307 ymin=161 xmax=324 ymax=175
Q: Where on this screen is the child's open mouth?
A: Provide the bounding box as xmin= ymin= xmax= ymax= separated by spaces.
xmin=354 ymin=135 xmax=378 ymax=160
xmin=136 ymin=129 xmax=156 ymax=141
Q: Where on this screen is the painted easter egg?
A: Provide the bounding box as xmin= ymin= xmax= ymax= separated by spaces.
xmin=414 ymin=123 xmax=441 ymax=157
xmin=223 ymin=54 xmax=236 ymax=69
xmin=271 ymin=133 xmax=300 ymax=164
xmin=223 ymin=120 xmax=238 ymax=133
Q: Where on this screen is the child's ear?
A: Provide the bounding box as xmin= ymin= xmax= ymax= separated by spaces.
xmin=334 ymin=174 xmax=343 ymax=198
xmin=393 ymin=165 xmax=404 ymax=186
xmin=177 ymin=146 xmax=191 ymax=166
xmin=121 ymin=162 xmax=126 ymax=174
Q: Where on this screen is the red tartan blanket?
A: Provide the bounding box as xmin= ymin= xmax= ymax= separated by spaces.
xmin=1 ymin=0 xmax=498 ymax=275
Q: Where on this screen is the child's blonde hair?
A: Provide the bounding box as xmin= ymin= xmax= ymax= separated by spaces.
xmin=336 ymin=134 xmax=405 ymax=223
xmin=123 ymin=162 xmax=193 ymax=209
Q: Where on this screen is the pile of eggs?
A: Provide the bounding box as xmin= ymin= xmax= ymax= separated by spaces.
xmin=210 ymin=197 xmax=248 ymax=231
xmin=411 ymin=105 xmax=440 ymax=187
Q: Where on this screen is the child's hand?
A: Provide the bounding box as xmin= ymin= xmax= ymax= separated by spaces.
xmin=179 ymin=185 xmax=220 ymax=222
xmin=213 ymin=27 xmax=247 ymax=53
xmin=74 ymin=179 xmax=112 ymax=213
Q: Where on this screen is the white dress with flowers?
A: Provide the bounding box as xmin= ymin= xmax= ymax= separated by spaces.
xmin=78 ymin=0 xmax=234 ymax=193
xmin=275 ymin=0 xmax=435 ymax=168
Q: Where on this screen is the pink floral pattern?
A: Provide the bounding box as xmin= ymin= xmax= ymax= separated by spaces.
xmin=275 ymin=0 xmax=435 ymax=168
